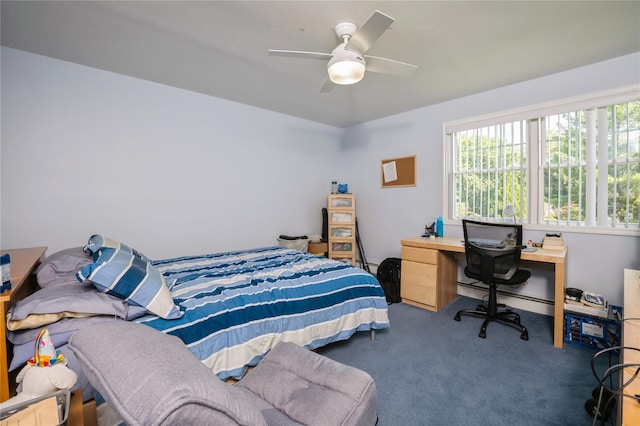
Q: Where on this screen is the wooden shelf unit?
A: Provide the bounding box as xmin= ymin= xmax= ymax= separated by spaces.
xmin=327 ymin=194 xmax=356 ymax=265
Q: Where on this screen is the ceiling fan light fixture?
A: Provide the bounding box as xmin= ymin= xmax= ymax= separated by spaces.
xmin=328 ymin=59 xmax=365 ymax=85
xmin=268 ymin=11 xmax=415 ymax=92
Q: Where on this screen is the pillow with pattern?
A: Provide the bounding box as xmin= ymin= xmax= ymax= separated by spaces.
xmin=77 ymin=236 xmax=182 ymax=320
xmin=83 ymin=234 xmax=151 ymax=262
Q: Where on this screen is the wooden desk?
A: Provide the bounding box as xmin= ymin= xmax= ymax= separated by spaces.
xmin=400 ymin=237 xmax=567 ymax=348
xmin=0 ymin=247 xmax=47 ymax=402
xmin=621 ymin=269 xmax=640 ymax=426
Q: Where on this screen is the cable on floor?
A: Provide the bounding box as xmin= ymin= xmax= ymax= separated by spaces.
xmin=586 ymin=346 xmax=640 ymax=426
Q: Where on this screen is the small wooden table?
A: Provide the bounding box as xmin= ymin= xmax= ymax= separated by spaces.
xmin=0 ymin=246 xmax=47 ymax=402
xmin=307 ymin=242 xmax=328 ymax=256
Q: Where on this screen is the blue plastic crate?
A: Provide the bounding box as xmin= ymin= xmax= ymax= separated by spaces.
xmin=564 ymin=305 xmax=622 ymax=350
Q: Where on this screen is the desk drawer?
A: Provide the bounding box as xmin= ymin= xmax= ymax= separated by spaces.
xmin=401 ymin=246 xmax=437 ymax=264
xmin=401 ymin=260 xmax=436 ymax=307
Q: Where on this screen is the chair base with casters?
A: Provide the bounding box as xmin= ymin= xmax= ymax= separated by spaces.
xmin=453 ymin=276 xmax=530 ymax=340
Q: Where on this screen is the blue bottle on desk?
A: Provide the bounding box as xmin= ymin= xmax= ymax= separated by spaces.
xmin=0 ymin=253 xmax=10 ymax=293
xmin=436 ymin=217 xmax=444 ymax=237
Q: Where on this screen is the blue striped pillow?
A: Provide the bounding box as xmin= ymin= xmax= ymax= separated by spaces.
xmin=77 ymin=241 xmax=182 ymax=320
xmin=83 ymin=235 xmax=151 ymax=263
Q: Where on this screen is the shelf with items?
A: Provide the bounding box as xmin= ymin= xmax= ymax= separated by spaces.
xmin=330 ymin=226 xmax=354 ymax=238
xmin=327 ymin=194 xmax=356 ymax=265
xmin=564 ymin=305 xmax=622 ymax=350
xmin=331 ymin=240 xmax=354 ymax=253
xmin=329 ymin=195 xmax=354 ymax=209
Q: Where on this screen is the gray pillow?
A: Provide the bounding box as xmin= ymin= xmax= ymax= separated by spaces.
xmin=68 ymin=321 xmax=267 ymax=426
xmin=7 ymin=316 xmax=121 ymax=371
xmin=9 ymin=281 xmax=128 ymax=322
xmin=37 ymin=247 xmax=92 ymax=288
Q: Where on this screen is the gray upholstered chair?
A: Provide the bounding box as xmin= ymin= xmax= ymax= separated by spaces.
xmin=68 ymin=321 xmax=377 ymax=426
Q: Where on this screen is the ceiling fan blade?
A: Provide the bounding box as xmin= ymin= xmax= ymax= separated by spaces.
xmin=320 ymin=78 xmax=335 ymax=93
xmin=268 ymin=49 xmax=332 ymax=61
xmin=346 ymin=10 xmax=394 ymax=54
xmin=364 ymin=55 xmax=418 ymax=76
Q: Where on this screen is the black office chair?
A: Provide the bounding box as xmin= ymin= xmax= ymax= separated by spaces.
xmin=454 ymin=219 xmax=530 ymax=340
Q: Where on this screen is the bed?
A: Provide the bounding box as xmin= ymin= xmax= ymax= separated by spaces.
xmin=4 ymin=235 xmax=390 ymax=396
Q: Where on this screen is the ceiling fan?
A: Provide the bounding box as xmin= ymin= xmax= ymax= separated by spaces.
xmin=268 ymin=10 xmax=418 ymax=92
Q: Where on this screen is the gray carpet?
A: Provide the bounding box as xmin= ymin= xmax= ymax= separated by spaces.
xmin=316 ymin=296 xmax=605 ymax=426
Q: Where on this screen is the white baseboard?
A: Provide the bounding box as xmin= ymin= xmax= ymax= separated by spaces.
xmin=456 ymin=282 xmax=554 ymax=316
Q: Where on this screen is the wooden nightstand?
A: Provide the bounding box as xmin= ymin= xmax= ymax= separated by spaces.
xmin=307 ymin=242 xmax=328 ymax=256
xmin=0 ymin=246 xmax=47 ymax=402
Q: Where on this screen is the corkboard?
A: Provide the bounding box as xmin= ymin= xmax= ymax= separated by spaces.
xmin=381 ymin=155 xmax=416 ymax=187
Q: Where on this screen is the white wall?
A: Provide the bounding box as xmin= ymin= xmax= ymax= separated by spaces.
xmin=1 ymin=47 xmax=343 ymax=258
xmin=2 ymin=47 xmax=638 ymax=305
xmin=341 ymin=53 xmax=640 ymax=306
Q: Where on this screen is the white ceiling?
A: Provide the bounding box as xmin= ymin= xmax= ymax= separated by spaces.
xmin=2 ymin=1 xmax=639 ymax=128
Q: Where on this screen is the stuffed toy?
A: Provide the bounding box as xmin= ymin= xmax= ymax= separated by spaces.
xmin=0 ymin=328 xmax=77 ymax=412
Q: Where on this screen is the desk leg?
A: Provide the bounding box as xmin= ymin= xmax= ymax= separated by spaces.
xmin=553 ymin=262 xmax=566 ymax=348
xmin=0 ymin=298 xmax=10 ymax=402
xmin=68 ymin=390 xmax=85 ymax=426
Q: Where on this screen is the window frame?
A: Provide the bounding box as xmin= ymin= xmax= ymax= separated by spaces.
xmin=442 ymin=85 xmax=640 ymax=237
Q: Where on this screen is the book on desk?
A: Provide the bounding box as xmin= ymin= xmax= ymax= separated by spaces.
xmin=543 ymin=235 xmax=565 ymax=251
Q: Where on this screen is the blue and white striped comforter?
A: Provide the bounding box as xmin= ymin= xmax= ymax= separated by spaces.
xmin=133 ymin=246 xmax=389 ymax=380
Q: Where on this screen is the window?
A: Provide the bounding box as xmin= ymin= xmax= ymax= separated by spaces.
xmin=450 ymin=121 xmax=528 ymax=221
xmin=444 ymin=86 xmax=640 ymax=234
